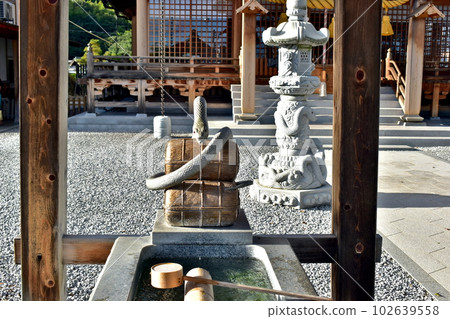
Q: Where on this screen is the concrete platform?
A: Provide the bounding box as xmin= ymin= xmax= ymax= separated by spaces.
xmin=152 ymin=209 xmax=253 ymax=245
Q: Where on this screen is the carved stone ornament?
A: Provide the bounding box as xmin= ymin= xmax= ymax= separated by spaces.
xmin=250 ymin=0 xmax=331 ymax=207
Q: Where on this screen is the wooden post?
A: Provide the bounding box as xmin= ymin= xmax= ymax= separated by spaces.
xmin=241 ymin=12 xmax=256 ymax=119
xmin=20 ymin=0 xmax=68 ymax=301
xmin=86 ymin=44 xmax=96 ymax=114
xmin=385 ymin=48 xmax=392 ymax=80
xmin=87 ymin=78 xmax=96 ymax=114
xmin=13 ymin=38 xmax=19 ymax=124
xmin=137 ymin=79 xmax=147 ymax=115
xmin=237 ymin=1 xmax=268 ymax=121
xmin=431 ymin=62 xmax=440 ymax=118
xmin=232 ymin=0 xmax=242 ymax=64
xmin=132 ymin=15 xmax=137 ymax=56
xmin=431 ymin=82 xmax=440 ymax=118
xmin=86 ymin=43 xmax=94 ymax=76
xmin=188 ymin=79 xmax=196 ymax=113
xmin=403 ymin=0 xmax=426 ymax=122
xmin=332 ymin=0 xmax=381 ymax=301
xmin=136 ymin=0 xmax=149 ymax=57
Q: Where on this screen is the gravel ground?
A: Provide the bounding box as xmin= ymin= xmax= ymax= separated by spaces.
xmin=415 ymin=146 xmax=450 ymax=163
xmin=0 ymin=129 xmax=442 ymax=301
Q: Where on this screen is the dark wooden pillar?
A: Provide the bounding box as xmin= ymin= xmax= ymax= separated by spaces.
xmin=20 ymin=0 xmax=68 ymax=300
xmin=331 ymin=0 xmax=381 ymax=301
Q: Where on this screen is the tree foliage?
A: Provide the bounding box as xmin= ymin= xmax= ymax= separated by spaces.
xmin=69 ymin=0 xmax=131 ymax=59
xmin=104 ymin=30 xmax=133 ymax=57
xmin=77 ymin=39 xmax=103 ymax=65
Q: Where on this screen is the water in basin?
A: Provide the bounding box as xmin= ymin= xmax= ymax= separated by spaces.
xmin=134 ymin=256 xmax=276 ymax=301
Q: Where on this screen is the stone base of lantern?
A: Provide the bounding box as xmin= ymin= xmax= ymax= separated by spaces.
xmin=249 ymin=179 xmax=331 ymax=209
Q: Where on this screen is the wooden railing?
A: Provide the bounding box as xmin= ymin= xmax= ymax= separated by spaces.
xmin=385 ymin=48 xmax=406 ymax=111
xmin=68 ymin=95 xmax=86 ymax=117
xmin=84 ymin=48 xmax=241 ymax=113
xmin=87 ymin=54 xmax=240 ymax=80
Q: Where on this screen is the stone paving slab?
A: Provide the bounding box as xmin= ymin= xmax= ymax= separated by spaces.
xmin=325 ymin=147 xmax=450 ymax=298
xmin=376 ymin=149 xmax=450 ymax=297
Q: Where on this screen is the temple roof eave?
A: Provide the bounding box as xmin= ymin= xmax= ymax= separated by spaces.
xmin=101 ymin=0 xmax=136 ymax=19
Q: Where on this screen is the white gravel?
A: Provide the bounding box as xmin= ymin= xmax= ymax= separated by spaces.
xmin=416 ymin=146 xmax=450 ymax=163
xmin=0 ymin=130 xmax=439 ymax=301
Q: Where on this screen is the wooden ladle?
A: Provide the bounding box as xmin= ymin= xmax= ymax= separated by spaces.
xmin=150 ymin=263 xmax=332 ymax=301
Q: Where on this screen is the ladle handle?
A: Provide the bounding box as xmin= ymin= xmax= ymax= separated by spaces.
xmin=183 ymin=275 xmax=331 ymax=301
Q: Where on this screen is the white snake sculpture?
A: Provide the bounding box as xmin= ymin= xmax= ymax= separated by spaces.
xmin=146 ymin=96 xmax=234 ymax=190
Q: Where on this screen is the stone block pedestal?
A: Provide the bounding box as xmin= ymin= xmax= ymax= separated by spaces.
xmin=250 ymin=179 xmax=331 ymax=209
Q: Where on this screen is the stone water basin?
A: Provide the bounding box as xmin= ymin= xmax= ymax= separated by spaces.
xmin=90 ymin=238 xmax=283 ymax=301
xmin=89 ymin=236 xmax=317 ymax=301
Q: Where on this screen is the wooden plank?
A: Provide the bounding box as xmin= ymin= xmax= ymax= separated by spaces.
xmin=20 ymin=0 xmax=68 ymax=301
xmin=332 ymin=0 xmax=381 ymax=301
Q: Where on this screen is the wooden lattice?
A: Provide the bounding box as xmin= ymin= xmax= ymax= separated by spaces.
xmin=144 ymin=1 xmax=450 ymax=79
xmin=424 ymin=5 xmax=450 ymax=68
xmin=148 ymin=0 xmax=234 ymax=62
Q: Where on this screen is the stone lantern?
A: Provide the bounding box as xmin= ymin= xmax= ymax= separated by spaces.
xmin=250 ymin=0 xmax=331 ymax=208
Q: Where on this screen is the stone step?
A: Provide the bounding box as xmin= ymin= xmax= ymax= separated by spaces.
xmin=69 ymin=115 xmax=450 ymax=147
xmin=209 ymin=124 xmax=450 ymax=138
xmin=232 ymin=100 xmax=403 ymax=116
xmin=231 ymin=84 xmax=403 ymax=122
xmin=231 ymin=84 xmax=274 ymax=93
xmin=232 ymin=105 xmax=403 ymax=117
xmin=231 ymin=114 xmax=402 ymax=125
xmin=72 ymin=115 xmax=450 ymax=137
xmin=224 ymin=135 xmax=450 ymax=147
xmin=231 ymin=84 xmax=397 ymax=96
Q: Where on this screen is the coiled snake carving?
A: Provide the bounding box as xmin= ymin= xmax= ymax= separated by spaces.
xmin=146 ymin=96 xmax=233 ymax=190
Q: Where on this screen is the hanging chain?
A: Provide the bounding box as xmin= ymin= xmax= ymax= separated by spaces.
xmin=159 ymin=0 xmax=165 ymax=116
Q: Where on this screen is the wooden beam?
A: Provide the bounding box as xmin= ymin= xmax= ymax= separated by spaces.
xmin=254 ymin=234 xmax=337 ymax=263
xmin=15 ymin=235 xmax=119 ymax=265
xmin=15 ymin=234 xmax=382 ymax=265
xmin=20 ymin=0 xmax=68 ymax=301
xmin=254 ymin=234 xmax=382 ymax=264
xmin=332 ymin=0 xmax=381 ymax=301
